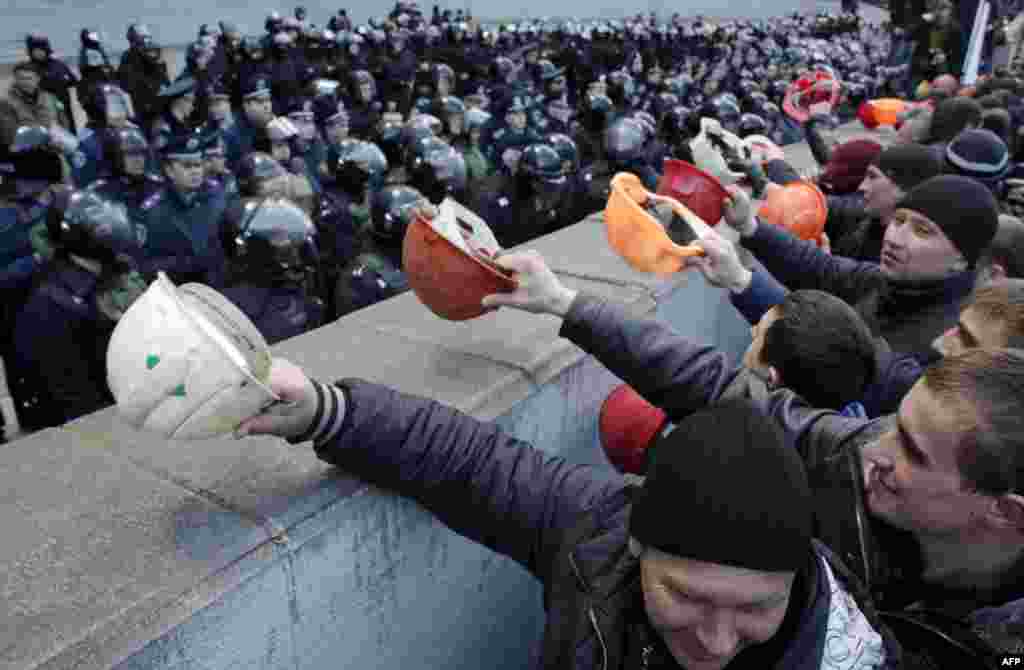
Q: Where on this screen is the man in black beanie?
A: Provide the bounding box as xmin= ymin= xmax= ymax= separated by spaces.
xmin=721 ymin=175 xmax=999 ymax=355
xmin=234 ymin=372 xmax=894 ymax=669
xmin=827 ymin=143 xmax=944 ymax=263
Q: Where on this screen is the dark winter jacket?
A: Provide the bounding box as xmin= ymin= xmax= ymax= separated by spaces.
xmin=741 ymin=221 xmax=977 ymax=355
xmin=306 ymin=368 xmax=896 ymax=669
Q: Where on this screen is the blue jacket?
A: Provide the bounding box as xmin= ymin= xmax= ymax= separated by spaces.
xmin=10 ymin=260 xmax=115 ymax=429
xmin=137 ymin=183 xmax=227 ymax=287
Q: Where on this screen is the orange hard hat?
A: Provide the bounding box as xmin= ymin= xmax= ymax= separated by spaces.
xmin=604 ymin=172 xmax=706 ymax=275
xmin=402 ymin=198 xmax=517 ymax=320
xmin=858 ymin=98 xmax=907 ymax=128
xmin=656 ymin=159 xmax=729 ymax=226
xmin=758 ymin=181 xmax=827 ymax=243
xmin=599 ymin=383 xmax=668 ymax=475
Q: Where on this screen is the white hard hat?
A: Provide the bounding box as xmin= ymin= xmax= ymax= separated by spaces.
xmin=106 ymin=273 xmax=278 ymax=440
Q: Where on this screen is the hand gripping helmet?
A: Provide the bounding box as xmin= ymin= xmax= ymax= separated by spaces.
xmin=545 ymin=132 xmax=579 ymax=172
xmin=102 ymin=126 xmax=151 ymax=178
xmin=235 ymin=152 xmax=288 ymax=197
xmin=47 ymin=189 xmax=142 ymax=264
xmin=370 ymin=184 xmax=425 ymax=242
xmin=222 ymin=197 xmax=320 ymax=282
xmin=407 ymin=142 xmax=467 ymax=204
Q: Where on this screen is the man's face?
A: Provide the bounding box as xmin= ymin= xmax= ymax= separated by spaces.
xmin=932 ymin=306 xmax=1006 ymax=358
xmin=641 ymin=549 xmax=794 ymax=670
xmin=14 ymin=69 xmax=40 ymax=97
xmin=742 ymin=305 xmax=781 ymax=374
xmin=860 ymin=383 xmax=990 ymax=535
xmin=507 ymin=110 xmax=527 ymax=130
xmin=447 ymin=113 xmax=464 ymax=137
xmin=243 ymin=96 xmax=274 ymax=126
xmin=436 ymin=77 xmax=452 ymax=97
xmin=359 ymin=82 xmax=374 ymax=102
xmin=859 ymin=165 xmax=903 ymax=220
xmin=30 ymin=48 xmax=48 ymax=62
xmin=881 ymin=208 xmax=964 ymax=281
xmin=164 ymin=157 xmax=205 ymax=191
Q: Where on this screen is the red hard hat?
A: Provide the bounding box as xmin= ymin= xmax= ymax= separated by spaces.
xmin=598 ymin=384 xmax=668 ymax=475
xmin=656 ymin=159 xmax=729 ymax=226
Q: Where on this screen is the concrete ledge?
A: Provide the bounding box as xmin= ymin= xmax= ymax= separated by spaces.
xmin=2 ymin=120 xmax=891 ymax=670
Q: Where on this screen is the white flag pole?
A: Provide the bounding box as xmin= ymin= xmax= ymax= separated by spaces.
xmin=963 ymin=0 xmax=992 ymax=85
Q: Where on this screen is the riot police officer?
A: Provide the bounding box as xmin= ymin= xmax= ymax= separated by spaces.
xmin=470 ymin=142 xmax=572 ymax=248
xmin=88 ymin=126 xmax=164 ymax=252
xmin=26 ymin=34 xmax=80 ymax=135
xmin=220 ymin=197 xmax=325 ymax=344
xmin=488 ymin=96 xmax=542 ymax=175
xmin=150 ymin=77 xmax=197 ymax=154
xmin=318 ymin=140 xmax=388 ymax=317
xmin=73 ymin=84 xmax=135 ymax=187
xmin=117 ymin=24 xmax=171 ymax=130
xmin=333 ymin=184 xmax=416 ymax=317
xmin=138 ymin=129 xmax=228 ymax=286
xmin=10 ymin=189 xmax=146 ymax=431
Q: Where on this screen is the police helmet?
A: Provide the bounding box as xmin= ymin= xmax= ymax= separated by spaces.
xmin=737 ymin=113 xmax=769 ymax=138
xmin=604 ymin=118 xmax=647 ymax=165
xmin=519 ymin=143 xmax=563 ymax=180
xmin=26 ymin=33 xmax=52 ymax=55
xmin=236 ymin=152 xmax=288 ymax=196
xmin=335 ymin=140 xmax=389 ymax=193
xmin=103 ymin=126 xmax=150 ymax=177
xmin=370 ymin=184 xmax=424 ymax=242
xmin=465 ymin=108 xmax=492 ymax=134
xmin=407 ymin=142 xmax=467 ymax=204
xmin=47 ymin=189 xmax=141 ymax=263
xmin=545 ymin=133 xmax=579 ymax=172
xmin=223 ymin=197 xmax=319 ymax=281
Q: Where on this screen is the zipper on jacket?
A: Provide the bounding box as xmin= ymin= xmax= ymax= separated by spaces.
xmin=641 ymin=644 xmax=653 ymax=669
xmin=588 ymin=608 xmax=609 ymax=670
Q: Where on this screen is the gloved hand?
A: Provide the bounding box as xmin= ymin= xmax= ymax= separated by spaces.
xmin=235 ymin=358 xmax=321 ymax=439
xmin=683 ymin=229 xmax=752 ymax=293
xmin=480 ymin=250 xmax=577 ymax=316
xmin=722 ymin=185 xmax=758 ymax=237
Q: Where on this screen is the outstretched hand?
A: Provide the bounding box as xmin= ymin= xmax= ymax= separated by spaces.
xmin=480 ymin=250 xmax=578 ymax=317
xmin=722 ymin=185 xmax=758 ymax=236
xmin=683 ymin=229 xmax=753 ymax=293
xmin=235 ymin=358 xmax=319 ymax=440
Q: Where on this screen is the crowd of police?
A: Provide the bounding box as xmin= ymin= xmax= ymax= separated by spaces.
xmin=0 ymin=3 xmax=898 ymax=435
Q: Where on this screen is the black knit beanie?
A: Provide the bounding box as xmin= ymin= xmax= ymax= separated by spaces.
xmin=945 ymin=128 xmax=1010 ymax=187
xmin=871 ymin=142 xmax=944 ymax=191
xmin=896 ymin=175 xmax=1000 ymax=266
xmin=928 ymin=97 xmax=984 ymax=144
xmin=629 ymin=400 xmax=812 ymax=573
